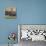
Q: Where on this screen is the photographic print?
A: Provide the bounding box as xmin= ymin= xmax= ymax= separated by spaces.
xmin=5 ymin=7 xmax=16 ymax=19
xmin=18 ymin=24 xmax=46 ymax=46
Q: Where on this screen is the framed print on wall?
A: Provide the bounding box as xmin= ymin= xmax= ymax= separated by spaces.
xmin=18 ymin=24 xmax=46 ymax=41
xmin=5 ymin=7 xmax=16 ymax=19
xmin=18 ymin=24 xmax=46 ymax=46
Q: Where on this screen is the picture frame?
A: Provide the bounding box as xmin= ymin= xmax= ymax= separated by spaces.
xmin=5 ymin=7 xmax=16 ymax=19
